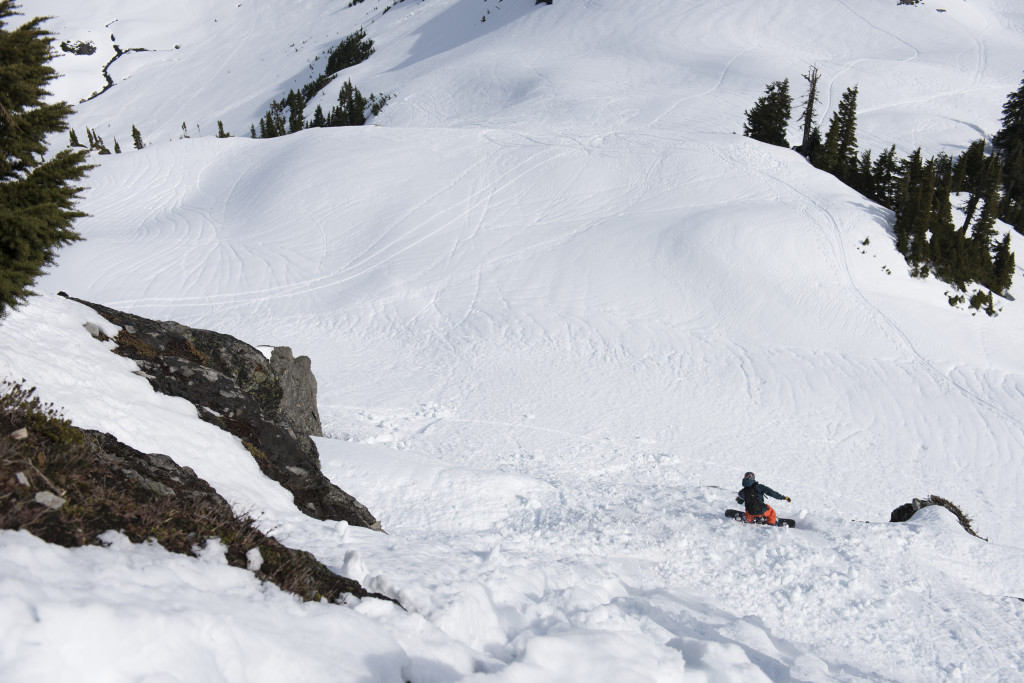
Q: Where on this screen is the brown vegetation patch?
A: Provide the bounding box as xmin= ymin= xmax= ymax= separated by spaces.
xmin=113 ymin=330 xmax=158 ymax=360
xmin=0 ymin=380 xmax=394 ymax=605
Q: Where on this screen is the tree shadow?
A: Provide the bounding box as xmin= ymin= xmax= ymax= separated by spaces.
xmin=389 ymin=0 xmax=538 ymax=73
xmin=849 ymin=197 xmax=896 ymax=240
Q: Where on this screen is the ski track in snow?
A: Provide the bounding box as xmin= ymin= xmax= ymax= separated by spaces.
xmin=721 ymin=142 xmax=1024 ymax=442
xmin=58 ymin=125 xmax=1024 ymax=536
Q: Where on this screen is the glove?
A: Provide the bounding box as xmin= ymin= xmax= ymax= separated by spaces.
xmin=785 ymin=496 xmax=791 ymax=502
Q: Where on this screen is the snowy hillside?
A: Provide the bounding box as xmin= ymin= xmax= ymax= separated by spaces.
xmin=3 ymin=0 xmax=1024 ymax=680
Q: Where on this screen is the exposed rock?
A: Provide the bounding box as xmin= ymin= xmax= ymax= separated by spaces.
xmin=270 ymin=346 xmax=323 ymax=437
xmin=59 ymin=39 xmax=97 ymax=55
xmin=88 ymin=430 xmax=210 ymax=501
xmin=69 ymin=296 xmax=379 ymax=530
xmin=0 ymin=390 xmax=394 ymax=604
xmin=889 ymin=497 xmax=929 ymax=523
xmin=34 ymin=491 xmax=67 ymax=510
xmin=83 ymin=322 xmax=107 ymax=340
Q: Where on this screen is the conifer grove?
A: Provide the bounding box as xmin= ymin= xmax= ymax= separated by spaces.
xmin=743 ymin=69 xmax=1024 ymax=314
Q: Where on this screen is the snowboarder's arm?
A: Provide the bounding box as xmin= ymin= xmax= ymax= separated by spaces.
xmin=761 ymin=484 xmax=787 ymax=501
xmin=736 ymin=490 xmax=745 ymax=505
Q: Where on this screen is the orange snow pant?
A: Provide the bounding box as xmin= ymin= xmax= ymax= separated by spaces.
xmin=745 ymin=506 xmax=778 ymax=526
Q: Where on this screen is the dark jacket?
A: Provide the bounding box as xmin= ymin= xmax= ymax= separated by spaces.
xmin=736 ymin=477 xmax=785 ymax=516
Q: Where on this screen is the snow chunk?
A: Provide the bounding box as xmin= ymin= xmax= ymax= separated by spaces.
xmin=0 ymin=529 xmax=408 ymax=683
xmin=469 ymin=629 xmax=688 ymax=682
xmin=245 ymin=547 xmax=264 ymax=572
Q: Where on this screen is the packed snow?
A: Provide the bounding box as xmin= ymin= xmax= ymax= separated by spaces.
xmin=2 ymin=0 xmax=1024 ymax=680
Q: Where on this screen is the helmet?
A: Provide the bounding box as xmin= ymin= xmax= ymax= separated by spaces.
xmin=743 ymin=471 xmax=755 ymax=481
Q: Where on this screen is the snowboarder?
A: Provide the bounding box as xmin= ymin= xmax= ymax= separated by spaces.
xmin=736 ymin=471 xmax=791 ymax=526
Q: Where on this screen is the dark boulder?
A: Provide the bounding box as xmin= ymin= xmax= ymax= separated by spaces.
xmin=889 ymin=498 xmax=928 ymax=523
xmin=70 ymin=296 xmax=379 ymax=530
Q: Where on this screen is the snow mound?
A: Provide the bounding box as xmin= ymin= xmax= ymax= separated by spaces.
xmin=0 ymin=530 xmax=408 ymax=683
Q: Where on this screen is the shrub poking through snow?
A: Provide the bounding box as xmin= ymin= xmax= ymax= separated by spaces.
xmin=889 ymin=495 xmax=987 ymax=540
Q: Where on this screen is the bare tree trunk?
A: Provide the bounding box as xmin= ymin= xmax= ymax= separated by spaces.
xmin=800 ymin=66 xmax=821 ymax=151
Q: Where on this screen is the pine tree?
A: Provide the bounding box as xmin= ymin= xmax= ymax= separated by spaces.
xmin=1000 ymin=141 xmax=1024 ymax=231
xmin=838 ymin=86 xmax=860 ymax=171
xmin=91 ymin=129 xmax=110 ymax=154
xmin=310 ymin=104 xmax=326 ymax=128
xmin=821 ymin=86 xmax=859 ymax=181
xmin=901 ymin=148 xmax=925 ymax=193
xmin=990 ymin=232 xmax=1015 ymax=295
xmin=952 ymin=139 xmax=985 ymax=193
xmin=893 ymin=186 xmax=916 ymax=257
xmin=969 ymin=166 xmax=1002 ymax=282
xmin=805 ymin=126 xmax=823 ymax=167
xmin=854 ymin=149 xmax=873 ymax=197
xmin=743 ymin=79 xmax=792 ymax=147
xmin=908 ymin=161 xmax=936 ymax=273
xmin=928 ymin=168 xmax=957 ymax=275
xmin=113 ymin=138 xmax=121 ymax=154
xmin=893 ymin=150 xmax=925 ymax=257
xmin=821 ymin=115 xmax=842 ymax=172
xmin=870 ymin=145 xmax=899 ymax=208
xmin=0 ymin=0 xmax=92 ymax=315
xmin=286 ymin=89 xmax=304 ymax=133
xmin=68 ymin=128 xmax=82 ymax=147
xmin=953 ymin=141 xmax=996 ymax=231
xmin=216 ymin=120 xmax=230 ymax=138
xmin=131 ymin=123 xmax=143 ymax=149
xmin=259 ymin=109 xmax=286 ymax=138
xmin=993 ymin=78 xmax=1024 ymax=235
xmin=993 ymin=74 xmax=1024 ymax=158
xmin=995 ymin=77 xmax=1024 ymax=232
xmin=332 ymin=79 xmax=367 ymax=127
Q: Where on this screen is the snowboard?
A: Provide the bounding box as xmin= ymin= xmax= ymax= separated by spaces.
xmin=725 ymin=509 xmax=796 ymax=528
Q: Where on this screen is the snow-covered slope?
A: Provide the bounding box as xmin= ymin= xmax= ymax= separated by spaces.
xmin=3 ymin=0 xmax=1024 ymax=680
xmin=37 ymin=0 xmax=1024 ymax=151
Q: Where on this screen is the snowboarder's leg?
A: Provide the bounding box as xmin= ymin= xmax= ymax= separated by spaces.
xmin=763 ymin=506 xmax=778 ymax=526
xmin=744 ymin=510 xmax=771 ymax=524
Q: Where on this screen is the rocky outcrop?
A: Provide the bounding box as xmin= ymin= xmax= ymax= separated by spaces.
xmin=68 ymin=296 xmax=379 ymax=530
